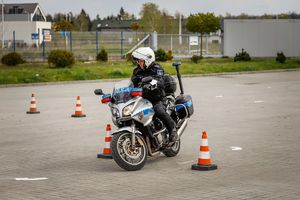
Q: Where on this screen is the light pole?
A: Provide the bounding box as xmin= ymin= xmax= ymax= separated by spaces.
xmin=2 ymin=0 xmax=4 ymax=49
xmin=179 ymin=14 xmax=182 ymax=45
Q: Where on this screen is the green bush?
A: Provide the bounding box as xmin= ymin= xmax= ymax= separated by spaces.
xmin=96 ymin=48 xmax=108 ymax=62
xmin=166 ymin=50 xmax=173 ymax=61
xmin=48 ymin=50 xmax=75 ymax=68
xmin=191 ymin=55 xmax=203 ymax=63
xmin=1 ymin=52 xmax=25 ymax=66
xmin=234 ymin=49 xmax=251 ymax=62
xmin=276 ymin=52 xmax=286 ymax=63
xmin=155 ymin=48 xmax=168 ymax=62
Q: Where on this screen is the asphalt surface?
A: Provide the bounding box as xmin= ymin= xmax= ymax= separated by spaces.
xmin=0 ymin=71 xmax=300 ymax=199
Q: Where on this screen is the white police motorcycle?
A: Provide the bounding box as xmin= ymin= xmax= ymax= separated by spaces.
xmin=94 ymin=62 xmax=193 ymax=171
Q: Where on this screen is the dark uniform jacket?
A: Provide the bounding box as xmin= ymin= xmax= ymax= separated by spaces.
xmin=131 ymin=63 xmax=165 ymax=102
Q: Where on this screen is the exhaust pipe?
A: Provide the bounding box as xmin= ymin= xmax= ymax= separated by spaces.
xmin=177 ymin=118 xmax=188 ymax=138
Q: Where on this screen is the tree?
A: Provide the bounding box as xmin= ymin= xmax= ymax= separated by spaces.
xmin=118 ymin=7 xmax=125 ymax=20
xmin=186 ymin=13 xmax=220 ymax=56
xmin=160 ymin=10 xmax=179 ymax=34
xmin=139 ymin=3 xmax=162 ymax=32
xmin=130 ymin=22 xmax=141 ymax=42
xmin=238 ymin=13 xmax=249 ymax=19
xmin=46 ymin=14 xmax=53 ymax=22
xmin=53 ymin=13 xmax=67 ymax=22
xmin=261 ymin=14 xmax=274 ymax=19
xmin=53 ymin=20 xmax=73 ymax=31
xmin=278 ymin=13 xmax=289 ymax=19
xmin=131 ymin=14 xmax=136 ymax=20
xmin=74 ymin=9 xmax=91 ymax=31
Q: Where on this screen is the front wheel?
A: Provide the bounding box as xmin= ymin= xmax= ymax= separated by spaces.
xmin=111 ymin=131 xmax=148 ymax=171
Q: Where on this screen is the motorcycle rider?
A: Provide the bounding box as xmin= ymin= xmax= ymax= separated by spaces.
xmin=131 ymin=47 xmax=178 ymax=143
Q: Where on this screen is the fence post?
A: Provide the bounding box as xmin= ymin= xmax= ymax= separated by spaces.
xmin=206 ymin=34 xmax=208 ymax=55
xmin=170 ymin=34 xmax=173 ymax=51
xmin=65 ymin=31 xmax=68 ymax=50
xmin=13 ymin=31 xmax=16 ymax=52
xmin=96 ymin=31 xmax=99 ymax=55
xmin=42 ymin=31 xmax=45 ymax=58
xmin=188 ymin=35 xmax=191 ymax=54
xmin=121 ymin=31 xmax=124 ymax=58
xmin=144 ymin=32 xmax=147 ymax=47
xmin=69 ymin=32 xmax=72 ymax=52
xmin=151 ymin=31 xmax=157 ymax=51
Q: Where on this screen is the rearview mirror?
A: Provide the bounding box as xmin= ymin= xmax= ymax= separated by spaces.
xmin=94 ymin=89 xmax=104 ymax=95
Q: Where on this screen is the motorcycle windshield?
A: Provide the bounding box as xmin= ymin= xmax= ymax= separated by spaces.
xmin=112 ymin=80 xmax=135 ymax=104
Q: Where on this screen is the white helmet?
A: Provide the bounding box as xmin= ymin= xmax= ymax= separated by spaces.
xmin=132 ymin=47 xmax=155 ymax=68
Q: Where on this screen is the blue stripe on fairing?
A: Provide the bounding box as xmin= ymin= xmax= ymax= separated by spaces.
xmin=175 ymin=99 xmax=193 ymax=111
xmin=131 ymin=88 xmax=142 ymax=92
xmin=114 ymin=87 xmax=142 ymax=94
xmin=102 ymin=94 xmax=111 ymax=99
xmin=143 ymin=108 xmax=154 ymax=116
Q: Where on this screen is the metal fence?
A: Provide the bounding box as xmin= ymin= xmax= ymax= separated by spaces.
xmin=157 ymin=34 xmax=223 ymax=58
xmin=0 ymin=31 xmax=222 ymax=62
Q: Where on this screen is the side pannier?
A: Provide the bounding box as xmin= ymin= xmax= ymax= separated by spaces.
xmin=175 ymin=95 xmax=194 ymax=119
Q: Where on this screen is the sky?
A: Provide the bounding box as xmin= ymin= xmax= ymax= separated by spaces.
xmin=8 ymin=0 xmax=300 ymax=19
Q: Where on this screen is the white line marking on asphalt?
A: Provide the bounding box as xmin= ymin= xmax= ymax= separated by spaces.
xmin=230 ymin=146 xmax=243 ymax=151
xmin=15 ymin=177 xmax=48 ymax=181
xmin=267 ymin=86 xmax=272 ymax=89
xmin=177 ymin=160 xmax=195 ymax=165
xmin=216 ymin=95 xmax=223 ymax=98
xmin=254 ymin=100 xmax=264 ymax=103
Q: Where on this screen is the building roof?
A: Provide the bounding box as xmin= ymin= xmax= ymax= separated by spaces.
xmin=0 ymin=3 xmax=39 ymax=14
xmin=97 ymin=20 xmax=138 ymax=29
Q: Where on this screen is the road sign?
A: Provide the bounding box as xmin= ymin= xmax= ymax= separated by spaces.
xmin=43 ymin=30 xmax=52 ymax=42
xmin=44 ymin=35 xmax=52 ymax=42
xmin=61 ymin=31 xmax=69 ymax=38
xmin=31 ymin=33 xmax=39 ymax=40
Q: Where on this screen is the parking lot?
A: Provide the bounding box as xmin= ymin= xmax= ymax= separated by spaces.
xmin=0 ymin=70 xmax=300 ymax=199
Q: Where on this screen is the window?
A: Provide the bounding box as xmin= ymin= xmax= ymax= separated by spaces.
xmin=32 ymin=8 xmax=45 ymax=21
xmin=9 ymin=6 xmax=24 ymax=14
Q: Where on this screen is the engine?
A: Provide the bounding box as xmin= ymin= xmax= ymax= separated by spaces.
xmin=149 ymin=118 xmax=168 ymax=148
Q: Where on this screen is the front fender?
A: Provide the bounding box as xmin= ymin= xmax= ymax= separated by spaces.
xmin=112 ymin=126 xmax=142 ymax=135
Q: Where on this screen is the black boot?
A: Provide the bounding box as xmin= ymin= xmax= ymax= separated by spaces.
xmin=169 ymin=128 xmax=178 ymax=143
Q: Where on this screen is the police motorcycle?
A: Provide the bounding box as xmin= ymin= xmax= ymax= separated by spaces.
xmin=94 ymin=62 xmax=194 ymax=171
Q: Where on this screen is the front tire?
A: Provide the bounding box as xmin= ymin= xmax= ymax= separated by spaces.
xmin=111 ymin=131 xmax=148 ymax=171
xmin=163 ymin=139 xmax=181 ymax=157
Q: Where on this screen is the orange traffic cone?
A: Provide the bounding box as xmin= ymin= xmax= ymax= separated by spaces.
xmin=97 ymin=124 xmax=113 ymax=159
xmin=26 ymin=93 xmax=40 ymax=114
xmin=71 ymin=96 xmax=86 ymax=118
xmin=191 ymin=131 xmax=217 ymax=171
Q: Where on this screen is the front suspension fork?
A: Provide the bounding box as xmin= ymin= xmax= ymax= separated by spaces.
xmin=131 ymin=123 xmax=136 ymax=148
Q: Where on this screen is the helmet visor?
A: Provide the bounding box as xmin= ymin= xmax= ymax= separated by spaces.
xmin=132 ymin=55 xmax=144 ymax=64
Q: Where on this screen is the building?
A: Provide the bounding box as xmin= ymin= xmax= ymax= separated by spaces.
xmin=0 ymin=3 xmax=51 ymax=47
xmin=223 ymin=19 xmax=300 ymax=57
xmin=96 ymin=20 xmax=137 ymax=32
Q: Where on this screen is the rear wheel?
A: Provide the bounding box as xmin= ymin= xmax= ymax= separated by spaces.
xmin=163 ymin=139 xmax=181 ymax=157
xmin=111 ymin=131 xmax=148 ymax=171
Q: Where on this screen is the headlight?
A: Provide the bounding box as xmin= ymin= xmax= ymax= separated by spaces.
xmin=122 ymin=103 xmax=134 ymax=116
xmin=111 ymin=108 xmax=120 ymax=118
